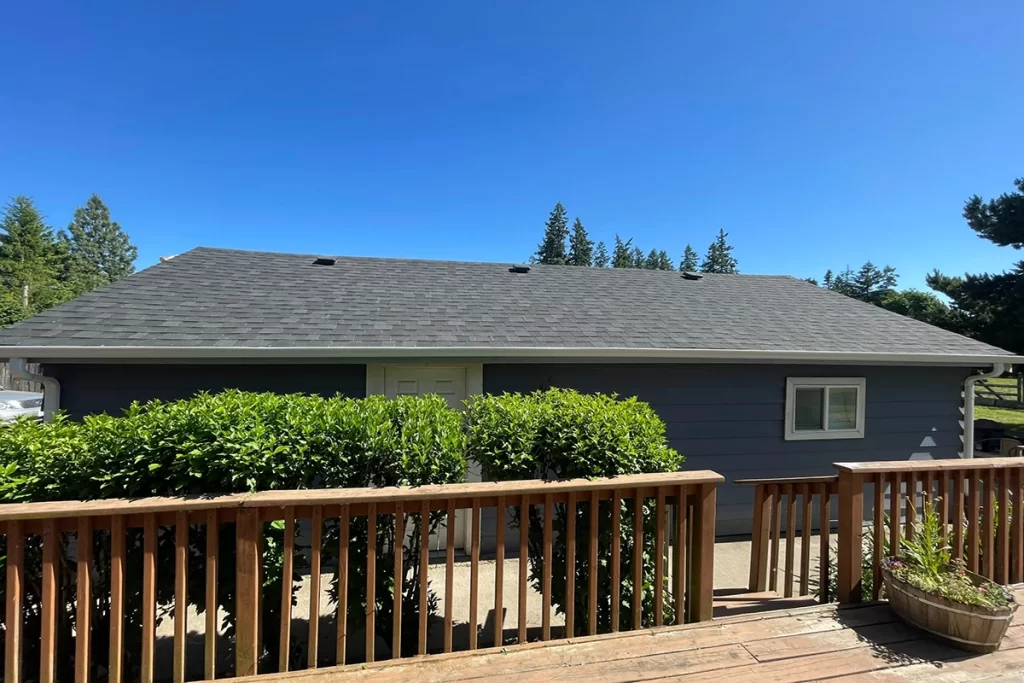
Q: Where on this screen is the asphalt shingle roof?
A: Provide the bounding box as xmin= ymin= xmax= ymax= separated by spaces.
xmin=0 ymin=247 xmax=1012 ymax=359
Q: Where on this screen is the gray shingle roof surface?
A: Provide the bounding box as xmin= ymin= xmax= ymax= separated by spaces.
xmin=0 ymin=247 xmax=1011 ymax=357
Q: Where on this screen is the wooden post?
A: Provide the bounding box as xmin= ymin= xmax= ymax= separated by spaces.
xmin=40 ymin=519 xmax=58 ymax=683
xmin=837 ymin=471 xmax=864 ymax=604
xmin=235 ymin=508 xmax=261 ymax=677
xmin=5 ymin=520 xmax=23 ymax=683
xmin=749 ymin=485 xmax=770 ymax=592
xmin=686 ymin=482 xmax=716 ymax=622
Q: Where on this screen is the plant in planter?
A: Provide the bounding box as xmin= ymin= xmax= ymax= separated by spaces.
xmin=882 ymin=500 xmax=1017 ymax=653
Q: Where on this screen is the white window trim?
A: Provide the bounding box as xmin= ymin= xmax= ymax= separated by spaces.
xmin=785 ymin=377 xmax=866 ymax=441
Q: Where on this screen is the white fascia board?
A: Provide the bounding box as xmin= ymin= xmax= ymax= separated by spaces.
xmin=1 ymin=345 xmax=1020 ymax=366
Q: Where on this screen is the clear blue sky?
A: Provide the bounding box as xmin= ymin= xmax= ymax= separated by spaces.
xmin=2 ymin=2 xmax=1022 ymax=289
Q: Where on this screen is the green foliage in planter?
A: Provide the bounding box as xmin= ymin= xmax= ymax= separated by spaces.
xmin=0 ymin=391 xmax=466 ymax=678
xmin=886 ymin=501 xmax=1012 ymax=609
xmin=466 ymin=389 xmax=684 ymax=634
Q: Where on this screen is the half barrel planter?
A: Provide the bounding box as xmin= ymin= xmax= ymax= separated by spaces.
xmin=882 ymin=566 xmax=1018 ymax=654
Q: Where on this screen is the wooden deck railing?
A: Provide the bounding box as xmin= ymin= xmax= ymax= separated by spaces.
xmin=0 ymin=470 xmax=722 ymax=682
xmin=735 ymin=475 xmax=838 ymax=603
xmin=835 ymin=457 xmax=1024 ymax=604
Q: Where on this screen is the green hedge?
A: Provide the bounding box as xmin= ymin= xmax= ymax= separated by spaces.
xmin=466 ymin=389 xmax=683 ymax=634
xmin=0 ymin=391 xmax=466 ymax=678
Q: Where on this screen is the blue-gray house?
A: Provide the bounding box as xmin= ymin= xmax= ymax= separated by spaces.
xmin=0 ymin=247 xmax=1017 ymax=534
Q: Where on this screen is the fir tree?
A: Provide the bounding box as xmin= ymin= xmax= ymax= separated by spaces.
xmin=534 ymin=202 xmax=569 ymax=265
xmin=593 ymin=241 xmax=609 ymax=268
xmin=567 ymin=218 xmax=594 ymax=266
xmin=644 ymin=248 xmax=660 ymax=270
xmin=0 ymin=196 xmax=70 ymax=324
xmin=700 ymin=229 xmax=739 ymax=274
xmin=612 ymin=235 xmax=634 ymax=268
xmin=656 ymin=249 xmax=673 ymax=270
xmin=679 ymin=244 xmax=699 ymax=272
xmin=63 ymin=194 xmax=137 ymax=294
xmin=631 ymin=246 xmax=645 ymax=269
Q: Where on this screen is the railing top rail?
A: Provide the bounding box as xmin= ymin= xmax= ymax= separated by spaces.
xmin=0 ymin=469 xmax=723 ymax=522
xmin=733 ymin=475 xmax=839 ymax=486
xmin=835 ymin=457 xmax=1024 ymax=474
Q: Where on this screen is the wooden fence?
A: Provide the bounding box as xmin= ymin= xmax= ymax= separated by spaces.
xmin=0 ymin=470 xmax=722 ymax=683
xmin=0 ymin=362 xmax=41 ymax=393
xmin=976 ymin=376 xmax=1024 ymax=408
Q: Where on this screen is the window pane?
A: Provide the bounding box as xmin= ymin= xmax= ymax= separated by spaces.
xmin=794 ymin=388 xmax=824 ymax=430
xmin=827 ymin=387 xmax=859 ymax=430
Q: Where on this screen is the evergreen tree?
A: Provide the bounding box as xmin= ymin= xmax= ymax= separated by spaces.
xmin=822 ymin=269 xmax=834 ymax=289
xmin=679 ymin=244 xmax=699 ymax=272
xmin=656 ymin=249 xmax=673 ymax=271
xmin=0 ymin=196 xmax=70 ymax=325
xmin=852 ymin=262 xmax=898 ymax=303
xmin=631 ymin=247 xmax=645 ymax=269
xmin=534 ymin=202 xmax=569 ymax=265
xmin=567 ymin=218 xmax=594 ymax=267
xmin=928 ymin=177 xmax=1024 ymax=353
xmin=700 ymin=229 xmax=739 ymax=274
xmin=593 ymin=241 xmax=610 ymax=268
xmin=612 ymin=235 xmax=634 ymax=268
xmin=644 ymin=248 xmax=660 ymax=270
xmin=63 ymin=194 xmax=138 ymax=294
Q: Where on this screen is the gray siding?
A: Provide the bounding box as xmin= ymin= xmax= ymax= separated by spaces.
xmin=42 ymin=363 xmax=367 ymax=419
xmin=484 ymin=363 xmax=970 ymax=535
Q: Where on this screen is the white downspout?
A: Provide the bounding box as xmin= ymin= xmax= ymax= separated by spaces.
xmin=963 ymin=362 xmax=1006 ymax=458
xmin=9 ymin=358 xmax=60 ymax=422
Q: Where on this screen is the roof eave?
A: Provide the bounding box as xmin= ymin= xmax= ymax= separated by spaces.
xmin=0 ymin=345 xmax=1019 ymax=367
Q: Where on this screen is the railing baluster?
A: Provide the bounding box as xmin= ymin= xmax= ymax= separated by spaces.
xmin=769 ymin=485 xmax=781 ymax=593
xmin=518 ymin=495 xmax=528 ymax=645
xmin=632 ymin=489 xmax=643 ymax=631
xmin=675 ymin=485 xmax=687 ymax=623
xmin=938 ymin=471 xmax=949 ymax=542
xmin=111 ymin=515 xmax=125 ymax=683
xmin=784 ymin=484 xmax=796 ymax=598
xmin=968 ymin=469 xmax=981 ymax=573
xmin=418 ymin=500 xmax=429 ymax=656
xmin=393 ymin=502 xmax=405 ymax=657
xmin=309 ymin=505 xmax=323 ymax=668
xmin=366 ymin=503 xmax=377 ymax=663
xmin=173 ymin=512 xmax=188 ymax=683
xmin=337 ymin=504 xmax=350 ymax=665
xmin=204 ymin=510 xmax=218 ymax=681
xmin=142 ymin=514 xmax=157 ymax=683
xmin=5 ymin=519 xmax=23 ymax=683
xmin=469 ymin=499 xmax=479 ymax=650
xmin=872 ymin=474 xmax=883 ymax=600
xmin=889 ymin=472 xmax=901 ymax=560
xmin=40 ymin=518 xmax=58 ymax=683
xmin=923 ymin=471 xmax=934 ymax=507
xmin=800 ymin=484 xmax=812 ymax=596
xmin=76 ymin=519 xmax=95 ymax=683
xmin=564 ymin=491 xmax=576 ymax=636
xmin=610 ymin=489 xmax=621 ymax=632
xmin=1014 ymin=468 xmax=1024 ymax=584
xmin=998 ymin=470 xmax=1010 ymax=585
xmin=952 ymin=470 xmax=965 ymax=562
xmin=495 ymin=495 xmax=506 ymax=648
xmin=905 ymin=471 xmax=917 ymax=540
xmin=543 ymin=492 xmax=553 ymax=640
xmin=235 ymin=508 xmax=260 ymax=678
xmin=749 ymin=484 xmax=770 ymax=593
xmin=983 ymin=469 xmax=995 ymax=580
xmin=443 ymin=500 xmax=454 ymax=653
xmin=818 ymin=483 xmax=830 ymax=604
xmin=588 ymin=490 xmax=598 ymax=636
xmin=279 ymin=508 xmax=294 ymax=673
xmin=654 ymin=488 xmax=666 ymax=626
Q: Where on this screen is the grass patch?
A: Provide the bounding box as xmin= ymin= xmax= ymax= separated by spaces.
xmin=976 ymin=405 xmax=1024 ymax=435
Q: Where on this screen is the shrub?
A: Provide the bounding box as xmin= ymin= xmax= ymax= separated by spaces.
xmin=467 ymin=388 xmax=683 ymax=634
xmin=0 ymin=391 xmax=467 ymax=678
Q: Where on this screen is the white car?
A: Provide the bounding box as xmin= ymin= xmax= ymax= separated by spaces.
xmin=0 ymin=391 xmax=44 ymax=422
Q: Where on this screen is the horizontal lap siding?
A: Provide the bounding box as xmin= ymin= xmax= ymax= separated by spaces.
xmin=483 ymin=363 xmax=971 ymax=535
xmin=41 ymin=363 xmax=368 ymax=419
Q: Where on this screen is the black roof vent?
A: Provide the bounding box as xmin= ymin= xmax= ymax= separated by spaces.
xmin=681 ymin=271 xmax=703 ymax=281
xmin=313 ymin=257 xmax=337 ymax=266
xmin=509 ymin=264 xmax=531 ymax=273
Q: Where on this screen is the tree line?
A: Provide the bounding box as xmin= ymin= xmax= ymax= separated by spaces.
xmin=533 ymin=202 xmax=739 ymax=273
xmin=0 ymin=195 xmax=138 ymax=327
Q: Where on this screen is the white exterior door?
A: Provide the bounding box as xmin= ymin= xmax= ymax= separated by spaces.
xmin=383 ymin=366 xmax=476 ymax=550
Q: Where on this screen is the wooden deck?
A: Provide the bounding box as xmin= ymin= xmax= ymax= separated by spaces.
xmin=245 ymin=588 xmax=1024 ymax=683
